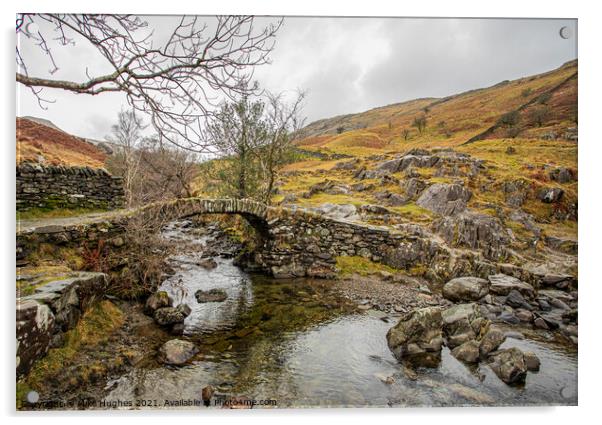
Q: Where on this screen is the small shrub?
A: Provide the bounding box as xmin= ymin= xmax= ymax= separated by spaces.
xmin=498 ymin=110 xmax=520 ymax=127
xmin=521 ymin=87 xmax=533 ymax=98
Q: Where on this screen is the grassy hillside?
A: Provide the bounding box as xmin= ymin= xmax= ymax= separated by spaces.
xmin=16 ymin=118 xmax=107 ymax=168
xmin=294 ymin=60 xmax=577 ymax=157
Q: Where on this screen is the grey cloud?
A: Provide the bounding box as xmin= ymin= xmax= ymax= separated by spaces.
xmin=17 ymin=16 xmax=577 ymax=139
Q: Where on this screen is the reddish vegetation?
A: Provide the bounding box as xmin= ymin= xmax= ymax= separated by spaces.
xmin=16 ymin=118 xmax=107 ymax=168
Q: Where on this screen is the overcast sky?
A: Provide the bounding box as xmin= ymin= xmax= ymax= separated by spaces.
xmin=17 ymin=16 xmax=577 ymax=140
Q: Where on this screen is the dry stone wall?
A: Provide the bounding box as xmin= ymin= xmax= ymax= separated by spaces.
xmin=17 ymin=163 xmax=125 ymax=211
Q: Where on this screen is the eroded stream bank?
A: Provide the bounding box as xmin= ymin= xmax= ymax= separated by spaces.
xmin=21 ymin=219 xmax=577 ymax=409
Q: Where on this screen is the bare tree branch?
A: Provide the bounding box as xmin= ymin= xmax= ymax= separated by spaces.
xmin=16 ymin=14 xmax=282 ymax=152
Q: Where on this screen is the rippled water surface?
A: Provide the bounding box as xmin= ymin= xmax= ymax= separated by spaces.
xmin=105 ymin=221 xmax=577 ymax=408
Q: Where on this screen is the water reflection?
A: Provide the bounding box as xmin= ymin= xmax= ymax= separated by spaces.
xmin=104 ymin=221 xmax=577 ymax=408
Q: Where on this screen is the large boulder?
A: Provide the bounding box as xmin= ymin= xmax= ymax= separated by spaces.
xmin=443 ymin=277 xmax=489 ymax=302
xmin=158 ymin=339 xmax=199 ymax=365
xmin=416 ymin=183 xmax=472 ymax=216
xmin=478 ymin=325 xmax=506 ymax=358
xmin=154 ymin=304 xmax=191 ymax=326
xmin=488 ymin=348 xmax=528 ymax=384
xmin=441 ymin=303 xmax=487 ymax=348
xmin=488 ymin=274 xmax=535 ymax=299
xmin=386 ymin=307 xmax=443 ymax=366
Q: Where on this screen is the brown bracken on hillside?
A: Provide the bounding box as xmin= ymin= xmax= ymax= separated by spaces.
xmin=16 ymin=118 xmax=107 ymax=168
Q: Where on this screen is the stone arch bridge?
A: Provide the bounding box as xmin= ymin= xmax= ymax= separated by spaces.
xmin=17 ymin=198 xmax=486 ymax=282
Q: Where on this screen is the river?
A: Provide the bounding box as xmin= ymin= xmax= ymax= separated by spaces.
xmin=102 ymin=220 xmax=577 ymax=408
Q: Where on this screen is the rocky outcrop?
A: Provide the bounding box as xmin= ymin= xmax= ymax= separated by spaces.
xmin=16 ymin=272 xmax=108 ymax=377
xmin=443 ymin=277 xmax=489 ymax=302
xmin=386 ymin=307 xmax=443 ymax=366
xmin=16 ymin=163 xmax=124 ymax=212
xmin=416 ymin=183 xmax=472 ymax=216
xmin=433 ymin=211 xmax=511 ymax=260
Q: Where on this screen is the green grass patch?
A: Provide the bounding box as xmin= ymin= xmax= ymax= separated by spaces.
xmin=17 ymin=206 xmax=107 ymax=221
xmin=336 ymin=255 xmax=397 ymax=277
xmin=25 ymin=300 xmax=124 ymax=389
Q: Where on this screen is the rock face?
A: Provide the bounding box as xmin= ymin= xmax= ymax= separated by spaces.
xmin=488 ymin=274 xmax=535 ymax=298
xmin=154 ymin=304 xmax=192 ymax=326
xmin=433 ymin=212 xmax=510 ymax=260
xmin=488 ymin=348 xmax=528 ymax=384
xmin=158 ymin=339 xmax=199 ymax=365
xmin=443 ymin=277 xmax=489 ymax=302
xmin=16 ymin=163 xmax=125 ymax=212
xmin=144 ymin=291 xmax=172 ymax=315
xmin=416 ymin=183 xmax=472 ymax=216
xmin=386 ymin=307 xmax=443 ymax=366
xmin=195 ymin=288 xmax=228 ymax=303
xmin=16 ymin=272 xmax=108 ymax=377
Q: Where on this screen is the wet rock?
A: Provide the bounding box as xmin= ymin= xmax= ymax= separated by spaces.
xmin=488 ymin=274 xmax=535 ymax=299
xmin=416 ymin=183 xmax=472 ymax=216
xmin=451 ymin=340 xmax=480 ymax=363
xmin=198 ymin=258 xmax=218 ymax=270
xmin=505 ymin=290 xmax=533 ymax=310
xmin=479 ymin=325 xmax=506 ymax=357
xmin=144 ymin=291 xmax=172 ymax=315
xmin=537 ymin=187 xmax=564 ymax=203
xmin=488 ymin=347 xmax=528 ymax=384
xmin=306 ymin=263 xmax=337 ymax=279
xmin=195 ymin=288 xmax=228 ymax=303
xmin=386 ymin=307 xmax=443 ymax=364
xmin=442 ymin=277 xmax=489 ymax=302
xmin=534 ymin=317 xmax=549 ymax=330
xmin=154 ymin=304 xmax=192 ymax=326
xmin=271 ymin=263 xmax=307 ymax=279
xmin=441 ymin=303 xmax=483 ymax=348
xmin=158 ymin=339 xmax=198 ymax=365
xmin=171 ymin=323 xmax=185 ymax=336
xmin=523 ymin=351 xmax=541 ymax=371
xmin=515 ymin=309 xmax=534 ymax=323
xmin=201 ymin=385 xmax=215 ymax=406
xmin=497 ymin=311 xmax=520 ymax=324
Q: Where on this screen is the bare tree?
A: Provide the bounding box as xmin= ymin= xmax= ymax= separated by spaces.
xmin=254 ymin=91 xmax=305 ymax=203
xmin=412 ymin=115 xmax=427 ymax=134
xmin=106 ymin=109 xmax=146 ymax=207
xmin=16 ymin=14 xmax=282 ymax=151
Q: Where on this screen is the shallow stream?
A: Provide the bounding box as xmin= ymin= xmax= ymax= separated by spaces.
xmin=104 ymin=220 xmax=577 ymax=408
